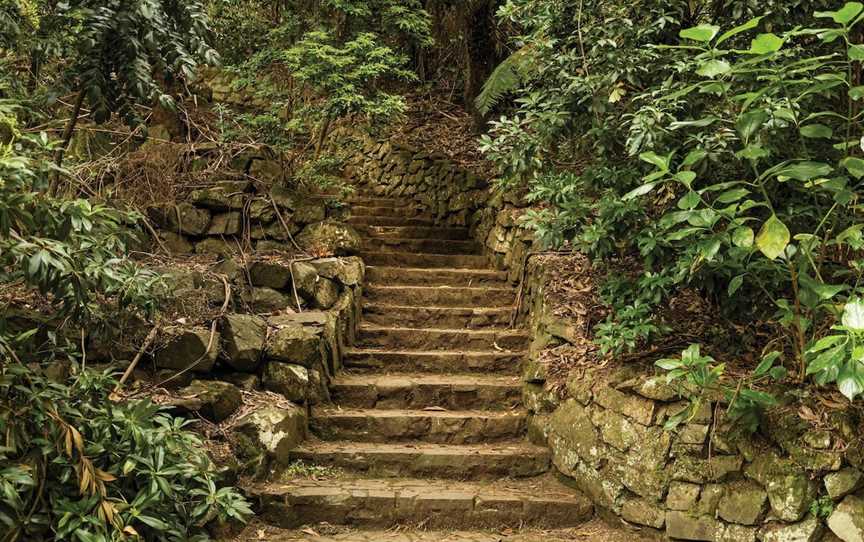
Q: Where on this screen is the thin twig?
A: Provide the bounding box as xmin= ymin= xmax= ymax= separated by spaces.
xmin=112 ymin=326 xmax=160 ymax=396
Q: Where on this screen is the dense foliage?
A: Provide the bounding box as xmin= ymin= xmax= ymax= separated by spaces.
xmin=479 ymin=1 xmax=864 ymax=424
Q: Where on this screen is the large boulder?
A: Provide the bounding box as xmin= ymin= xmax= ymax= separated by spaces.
xmin=829 ymin=496 xmax=864 ymax=542
xmin=262 ymin=362 xmax=309 ymax=402
xmin=173 ymin=380 xmax=242 ymax=422
xmin=233 ymin=405 xmax=307 ymax=471
xmin=311 ymin=257 xmax=365 ymax=286
xmin=312 ymin=277 xmax=340 ymax=309
xmin=190 ymin=181 xmax=249 ymax=210
xmin=207 ymin=212 xmax=242 ymax=236
xmin=266 ymin=321 xmax=323 ymax=368
xmin=249 ymin=261 xmax=292 ymax=290
xmin=243 ymin=287 xmax=292 ymax=313
xmin=155 ymin=327 xmax=219 ymax=374
xmin=221 ymin=314 xmax=267 ymax=372
xmin=296 ymin=221 xmax=362 ymax=256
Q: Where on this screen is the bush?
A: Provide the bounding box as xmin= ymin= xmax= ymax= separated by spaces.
xmin=0 ymin=359 xmax=252 ymax=542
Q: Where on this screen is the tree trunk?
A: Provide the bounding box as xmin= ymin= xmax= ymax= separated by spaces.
xmin=50 ymin=89 xmax=86 ymax=196
xmin=461 ymin=0 xmax=499 ymax=131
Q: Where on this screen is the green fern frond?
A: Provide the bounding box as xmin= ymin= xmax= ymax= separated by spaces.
xmin=475 ymin=47 xmax=534 ymax=116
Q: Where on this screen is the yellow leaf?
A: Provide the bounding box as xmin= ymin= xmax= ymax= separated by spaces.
xmin=95 ymin=469 xmax=117 ymax=482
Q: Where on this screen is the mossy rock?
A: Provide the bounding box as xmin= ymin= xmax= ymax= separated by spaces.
xmin=296 ymin=221 xmax=362 ymax=256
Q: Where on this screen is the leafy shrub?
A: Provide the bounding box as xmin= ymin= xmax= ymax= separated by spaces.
xmin=0 ymin=360 xmax=252 ymax=542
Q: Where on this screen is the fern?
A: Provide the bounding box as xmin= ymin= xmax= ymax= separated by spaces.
xmin=475 ymin=47 xmax=534 ymax=116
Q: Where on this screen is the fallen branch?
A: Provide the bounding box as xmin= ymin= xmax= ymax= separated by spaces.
xmin=111 ymin=325 xmax=160 ymax=398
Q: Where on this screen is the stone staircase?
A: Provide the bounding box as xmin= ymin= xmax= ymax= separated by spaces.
xmin=251 ymin=193 xmax=593 ymax=535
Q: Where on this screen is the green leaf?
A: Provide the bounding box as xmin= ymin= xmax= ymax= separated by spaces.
xmin=670 ymin=117 xmax=718 ymax=130
xmin=736 ymin=144 xmax=770 ymax=162
xmin=682 ymin=148 xmax=708 ymax=167
xmin=623 ymin=182 xmax=658 ymax=200
xmin=850 ymin=44 xmax=864 ymax=60
xmin=639 ymin=151 xmax=670 ymax=171
xmin=697 ymin=59 xmax=731 ymax=78
xmin=736 ymin=110 xmax=769 ymax=142
xmin=674 ymin=171 xmax=697 ymax=187
xmin=656 ymin=358 xmax=683 ymax=370
xmin=800 ymin=124 xmax=833 ymax=139
xmin=680 ymin=24 xmax=720 ymax=43
xmin=842 ymin=298 xmax=864 ymax=331
xmin=775 ymin=161 xmax=834 ymax=182
xmin=837 ymin=366 xmax=864 ymax=400
xmin=754 ymin=351 xmax=781 ymax=376
xmin=756 ymin=215 xmax=790 ymax=260
xmin=716 ymin=16 xmax=764 ymax=46
xmin=749 ymin=33 xmax=785 ymax=54
xmin=850 ymin=86 xmax=864 ymax=100
xmin=816 ymin=3 xmax=864 ymax=24
xmin=716 ymin=188 xmax=749 ymax=204
xmin=678 ymin=191 xmax=700 ymax=210
xmin=842 ymin=157 xmax=864 ymax=179
xmin=728 ymin=274 xmax=744 ymax=296
xmin=731 ymin=226 xmax=755 ymax=248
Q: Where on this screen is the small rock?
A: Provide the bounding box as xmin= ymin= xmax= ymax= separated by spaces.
xmin=262 ymin=362 xmax=309 ymax=402
xmin=311 ymin=257 xmax=365 ymax=286
xmin=267 ymin=322 xmax=323 ymax=368
xmin=621 ymin=498 xmax=665 ymax=528
xmin=195 ymin=238 xmax=234 ymax=258
xmin=828 ymin=496 xmax=864 ymax=542
xmin=150 ymin=202 xmax=211 ymax=236
xmin=291 ymin=261 xmax=319 ymax=300
xmin=221 ymin=314 xmax=267 ymax=371
xmin=244 ymin=287 xmax=291 ymax=313
xmin=249 ymin=261 xmax=292 ymax=290
xmin=766 ymin=474 xmax=817 ymax=523
xmin=665 ymin=511 xmax=721 ymax=541
xmin=313 ymin=277 xmax=340 ymax=309
xmin=155 ymin=328 xmax=219 ymax=374
xmin=667 ymin=482 xmax=702 ymax=511
xmin=190 ymin=181 xmax=248 ymax=210
xmin=158 ymin=231 xmax=194 ymax=254
xmin=296 ymin=221 xmax=362 ymax=256
xmin=760 ymin=516 xmax=824 ymax=542
xmin=208 ymin=212 xmax=242 ymax=236
xmin=233 ymin=405 xmax=307 ymax=468
xmin=174 ymin=380 xmax=242 ymax=422
xmin=293 ymin=202 xmax=327 ymax=225
xmin=825 ymin=468 xmax=863 ymax=500
xmin=717 ymin=481 xmax=767 ymax=525
xmin=222 ymin=372 xmax=260 ymax=391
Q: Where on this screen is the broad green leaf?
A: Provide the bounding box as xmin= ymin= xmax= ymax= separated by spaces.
xmin=754 ymin=351 xmax=781 ymax=376
xmin=816 ymin=3 xmax=864 ymax=24
xmin=680 ymin=24 xmax=720 ymax=43
xmin=850 ymin=86 xmax=864 ymax=100
xmin=670 ymin=117 xmax=718 ymax=130
xmin=674 ymin=171 xmax=697 ymax=187
xmin=842 ymin=298 xmax=864 ymax=331
xmin=799 ymin=123 xmax=833 ymax=139
xmin=731 ymin=226 xmax=754 ymax=248
xmin=716 ymin=188 xmax=749 ymax=203
xmin=639 ymin=151 xmax=670 ymax=171
xmin=842 ymin=157 xmax=864 ymax=179
xmin=850 ymin=44 xmax=864 ymax=60
xmin=756 ymin=215 xmax=790 ymax=260
xmin=807 ymin=335 xmax=846 ymax=356
xmin=736 ymin=144 xmax=770 ymax=162
xmin=775 ymin=161 xmax=833 ymax=182
xmin=728 ymin=274 xmax=744 ymax=296
xmin=623 ymin=182 xmax=658 ymax=200
xmin=697 ymin=59 xmax=731 ymax=78
xmin=656 ymin=358 xmax=683 ymax=370
xmin=716 ymin=16 xmax=764 ymax=46
xmin=749 ymin=33 xmax=785 ymax=54
xmin=688 ymin=208 xmax=719 ymax=228
xmin=837 ymin=366 xmax=864 ymax=401
xmin=682 ymin=148 xmax=708 ymax=167
xmin=678 ymin=191 xmax=700 ymax=210
xmin=736 ymin=109 xmax=769 ymax=142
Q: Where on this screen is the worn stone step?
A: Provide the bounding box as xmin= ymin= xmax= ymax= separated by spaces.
xmin=359 ymin=251 xmax=488 ymax=269
xmin=357 ymin=326 xmax=529 ymax=351
xmin=310 ymin=408 xmax=527 ymax=443
xmin=360 ymin=226 xmax=471 ymax=240
xmin=252 ymin=476 xmax=593 ymax=529
xmin=287 ymin=441 xmax=550 ymax=479
xmin=363 ymin=238 xmax=482 ymax=255
xmin=351 ymin=205 xmax=429 ymax=219
xmin=348 ymin=216 xmax=438 ymax=227
xmin=363 ymin=304 xmax=511 ymax=329
xmin=347 ymin=196 xmax=404 ymax=207
xmin=366 ymin=267 xmax=507 ymax=287
xmin=343 ymin=349 xmax=522 ymax=375
xmin=365 ymin=285 xmax=515 ymax=307
xmin=330 ymin=374 xmax=521 ymax=410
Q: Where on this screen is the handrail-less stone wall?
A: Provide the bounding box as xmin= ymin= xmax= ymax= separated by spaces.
xmin=348 ymin=134 xmax=864 ymax=542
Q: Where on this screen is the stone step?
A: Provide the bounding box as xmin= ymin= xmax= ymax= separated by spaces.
xmin=343 ymin=349 xmax=522 ymax=375
xmin=310 ymin=408 xmax=527 ymax=444
xmin=363 ymin=304 xmax=511 ymax=329
xmin=252 ymin=476 xmax=593 ymax=529
xmin=356 ymin=326 xmax=529 ymax=352
xmin=366 ymin=266 xmax=507 ymax=287
xmin=347 ymin=196 xmax=405 ymax=207
xmin=363 ymin=238 xmax=482 ymax=255
xmin=365 ymin=285 xmax=515 ymax=307
xmin=360 ymin=225 xmax=471 ymax=240
xmin=330 ymin=374 xmax=521 ymax=410
xmin=359 ymin=251 xmax=488 ymax=269
xmin=287 ymin=441 xmax=550 ymax=479
xmin=348 ymin=216 xmax=438 ymax=227
xmin=351 ymin=205 xmax=429 ymax=219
